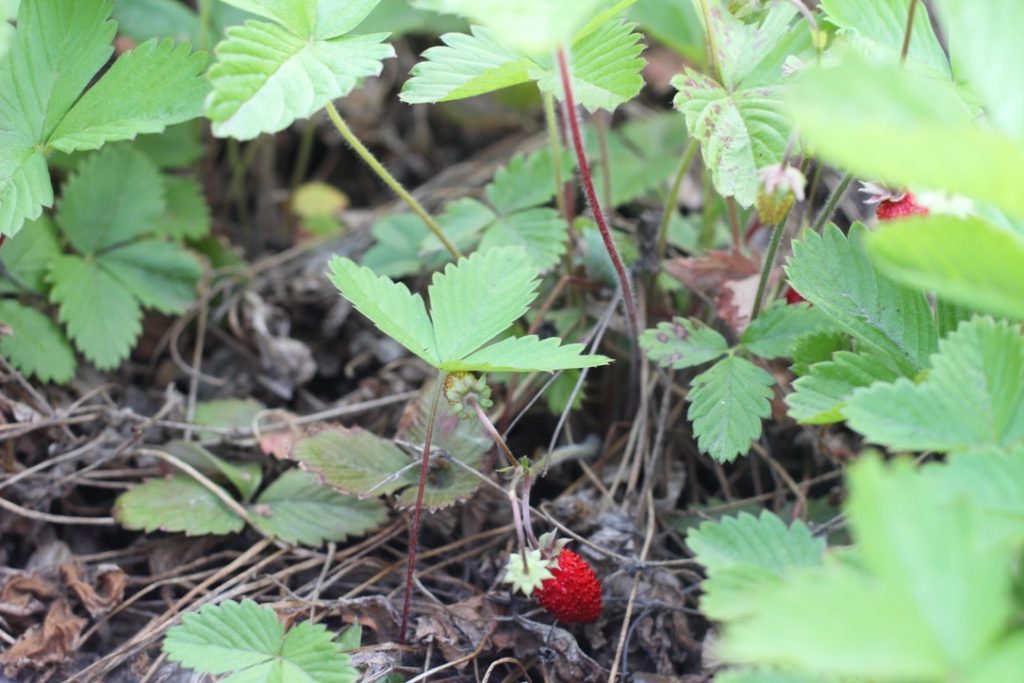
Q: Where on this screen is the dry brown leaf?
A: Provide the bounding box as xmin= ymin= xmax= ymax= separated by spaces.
xmin=60 ymin=563 xmax=127 ymax=617
xmin=664 ymin=251 xmax=759 ymax=296
xmin=0 ymin=573 xmax=57 ymax=619
xmin=715 ymin=273 xmax=763 ymax=336
xmin=0 ymin=599 xmax=85 ymax=676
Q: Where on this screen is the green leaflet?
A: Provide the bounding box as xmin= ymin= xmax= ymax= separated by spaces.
xmin=688 ymin=355 xmax=774 ymax=462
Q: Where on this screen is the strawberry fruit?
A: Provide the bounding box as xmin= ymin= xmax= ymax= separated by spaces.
xmin=784 ymin=285 xmax=805 ymax=305
xmin=533 ymin=549 xmax=603 ymax=624
xmin=875 ymin=191 xmax=929 ymax=221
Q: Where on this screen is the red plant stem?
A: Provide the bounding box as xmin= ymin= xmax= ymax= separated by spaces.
xmin=555 ymin=45 xmax=639 ymax=345
xmin=398 ymin=375 xmax=445 ymax=643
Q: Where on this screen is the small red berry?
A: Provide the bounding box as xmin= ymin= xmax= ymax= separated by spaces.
xmin=533 ymin=549 xmax=602 ymax=624
xmin=784 ymin=286 xmax=805 ymax=305
xmin=875 ymin=192 xmax=929 ymax=222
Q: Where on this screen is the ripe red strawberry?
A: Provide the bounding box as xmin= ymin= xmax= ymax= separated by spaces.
xmin=784 ymin=285 xmax=805 ymax=305
xmin=875 ymin=191 xmax=929 ymax=221
xmin=533 ymin=549 xmax=602 ymax=624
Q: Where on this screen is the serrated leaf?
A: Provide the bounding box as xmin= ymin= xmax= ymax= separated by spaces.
xmin=112 ymin=0 xmax=202 ymax=45
xmin=422 ymin=197 xmax=497 ymax=255
xmin=532 ymin=19 xmax=645 ymax=112
xmin=640 ymin=317 xmax=729 ymax=370
xmin=292 ymin=427 xmax=410 ymax=498
xmin=413 ymin=0 xmax=606 ymax=55
xmin=362 ymin=212 xmax=431 ymax=277
xmin=672 ymin=69 xmax=790 ymax=207
xmin=326 ymin=256 xmax=439 ymax=366
xmin=741 ymin=303 xmax=834 ymax=359
xmin=0 ymin=214 xmax=61 ymax=294
xmin=784 ymin=224 xmax=937 ymax=376
xmin=844 ymin=317 xmax=1024 ymax=452
xmin=49 ymin=39 xmax=207 ymax=153
xmin=688 ymin=355 xmax=774 ymax=462
xmin=820 ymin=0 xmax=949 ymax=78
xmin=134 ymin=122 xmax=205 ymax=168
xmin=399 ymin=25 xmax=534 ymax=104
xmin=788 ymin=58 xmax=1024 ymax=218
xmin=159 ymin=440 xmax=263 ymax=501
xmin=443 ymin=334 xmax=610 ymax=373
xmin=249 ymin=468 xmax=387 ymax=545
xmin=788 ymin=330 xmax=849 ymax=376
xmin=428 ymin=246 xmax=538 ymax=361
xmin=206 ymin=20 xmax=394 ymax=140
xmin=866 ymin=215 xmax=1024 ymax=321
xmin=163 ymin=599 xmax=359 ymax=682
xmin=478 ymin=208 xmax=567 ymax=272
xmin=0 ymin=138 xmax=52 ymax=237
xmin=193 ymin=398 xmax=266 ymax=441
xmin=486 ymin=148 xmax=567 ymax=215
xmin=100 ymin=240 xmax=202 ymax=314
xmin=114 ymin=475 xmax=244 ymax=535
xmin=48 ymin=254 xmax=141 ymax=370
xmin=932 ymin=0 xmax=1023 ymax=138
xmin=55 ymin=146 xmax=165 ymax=254
xmin=695 ymin=0 xmax=802 ymax=90
xmin=153 ymin=175 xmax=211 ymax=240
xmin=0 ymin=0 xmax=115 ymax=142
xmin=629 ymin=0 xmax=704 ymax=64
xmin=0 ymin=300 xmax=76 ymax=383
xmin=786 ymin=350 xmax=900 ymax=424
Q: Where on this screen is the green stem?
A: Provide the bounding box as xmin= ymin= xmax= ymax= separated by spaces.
xmin=750 ymin=209 xmax=791 ymax=320
xmin=542 ymin=90 xmax=568 ymax=221
xmin=696 ymin=0 xmax=723 ymax=81
xmin=656 ymin=138 xmax=698 ymax=260
xmin=399 ymin=373 xmax=447 ymax=644
xmin=811 ymin=172 xmax=853 ymax=233
xmin=289 ymin=121 xmax=317 ymax=191
xmin=197 ymin=0 xmax=212 ymax=52
xmin=900 ymin=0 xmax=920 ymax=65
xmin=324 ymin=101 xmax=461 ymax=260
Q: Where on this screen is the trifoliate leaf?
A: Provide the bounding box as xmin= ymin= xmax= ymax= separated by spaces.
xmin=741 ymin=303 xmax=835 ymax=359
xmin=501 ymin=549 xmax=554 ymax=595
xmin=249 ymin=468 xmax=387 ymax=545
xmin=159 ymin=440 xmax=263 ymax=501
xmin=443 ymin=334 xmax=609 ymax=373
xmin=532 ymin=19 xmax=645 ymax=112
xmin=192 ymin=398 xmax=266 ymax=442
xmin=0 ymin=214 xmax=61 ymax=294
xmin=866 ymin=214 xmax=1024 ymax=321
xmin=114 ymin=475 xmax=244 ymax=535
xmin=689 ymin=510 xmax=824 ymax=621
xmin=688 ymin=355 xmax=774 ymax=462
xmin=399 ymin=25 xmax=533 ymax=104
xmin=413 ymin=0 xmax=606 ymax=55
xmin=48 ymin=254 xmax=142 ymax=369
xmin=49 ymin=39 xmax=208 ymax=153
xmin=0 ymin=300 xmax=76 ymax=384
xmin=163 ymin=599 xmax=359 ymax=682
xmin=55 ymin=146 xmax=166 ymax=255
xmin=640 ymin=317 xmax=729 ymax=370
xmin=844 ymin=317 xmax=1024 ymax=452
xmin=326 ymin=256 xmax=440 ymax=366
xmin=820 ymin=0 xmax=949 ymax=79
xmin=206 ymin=19 xmax=394 ymax=140
xmin=784 ymin=224 xmax=937 ymax=376
xmin=672 ymin=69 xmax=790 ymax=208
xmin=100 ymin=239 xmax=202 ymax=314
xmin=786 ymin=350 xmax=900 ymax=424
xmin=478 ymin=208 xmax=567 ymax=272
xmin=153 ymin=175 xmax=211 ymax=240
xmin=428 ymin=246 xmax=538 ymax=360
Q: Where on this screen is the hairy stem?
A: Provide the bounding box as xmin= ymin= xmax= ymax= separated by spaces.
xmin=555 ymin=45 xmax=640 ymax=345
xmin=399 ymin=374 xmax=447 ymax=644
xmin=656 ymin=138 xmax=699 ymax=259
xmin=324 ymin=101 xmax=461 ymax=260
xmin=472 ymin=399 xmax=519 ymax=469
xmin=811 ymin=172 xmax=853 ymax=232
xmin=750 ymin=208 xmax=792 ymax=320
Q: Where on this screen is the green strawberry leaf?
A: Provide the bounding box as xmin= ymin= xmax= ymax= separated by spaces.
xmin=158 ymin=440 xmax=263 ymax=502
xmin=844 ymin=317 xmax=1024 ymax=452
xmin=0 ymin=300 xmax=76 ymax=384
xmin=163 ymin=599 xmax=359 ymax=682
xmin=640 ymin=317 xmax=729 ymax=370
xmin=785 ymin=224 xmax=937 ymax=376
xmin=100 ymin=239 xmax=202 ymax=314
xmin=442 ymin=334 xmax=608 ymax=373
xmin=786 ymin=350 xmax=901 ymax=425
xmin=689 ymin=355 xmax=774 ymax=462
xmin=114 ymin=475 xmax=244 ymax=536
xmin=48 ymin=38 xmax=208 ymax=153
xmin=478 ymin=208 xmax=567 ymax=273
xmin=48 ymin=254 xmax=142 ymax=370
xmin=0 ymin=214 xmax=62 ymax=294
xmin=0 ymin=139 xmax=52 ymax=238
xmin=866 ymin=214 xmax=1024 ymax=321
xmin=153 ymin=175 xmax=211 ymax=240
xmin=249 ymin=468 xmax=388 ymax=545
xmin=486 ymin=148 xmax=570 ymax=215
xmin=741 ymin=303 xmax=835 ymax=360
xmin=206 ymin=16 xmax=393 ymax=140
xmin=192 ymin=398 xmax=267 ymax=442
xmin=55 ymin=146 xmax=166 ymax=255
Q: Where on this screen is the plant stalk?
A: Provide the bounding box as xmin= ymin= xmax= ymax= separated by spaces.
xmin=542 ymin=90 xmax=568 ymax=222
xmin=656 ymin=138 xmax=699 ymax=259
xmin=750 ymin=208 xmax=792 ymax=320
xmin=696 ymin=0 xmax=723 ymax=81
xmin=555 ymin=45 xmax=640 ymax=345
xmin=900 ymin=0 xmax=920 ymax=65
xmin=398 ymin=374 xmax=447 ymax=644
xmin=324 ymin=101 xmax=461 ymax=260
xmin=810 ymin=172 xmax=853 ymax=233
